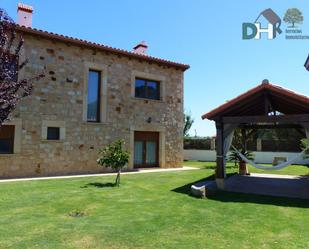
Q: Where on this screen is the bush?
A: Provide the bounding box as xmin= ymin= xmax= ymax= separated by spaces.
xmin=184 ymin=138 xmax=213 ymax=150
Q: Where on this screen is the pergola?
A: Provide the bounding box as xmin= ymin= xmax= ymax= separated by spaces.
xmin=202 ymin=81 xmax=309 ymax=189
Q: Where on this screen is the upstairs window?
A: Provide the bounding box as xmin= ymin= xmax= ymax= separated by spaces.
xmin=135 ymin=78 xmax=160 ymax=100
xmin=0 ymin=125 xmax=15 ymax=154
xmin=87 ymin=70 xmax=101 ymax=122
xmin=47 ymin=127 xmax=60 ymax=140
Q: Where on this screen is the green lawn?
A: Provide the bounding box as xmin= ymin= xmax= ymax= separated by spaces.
xmin=0 ymin=165 xmax=308 ymax=249
xmin=184 ymin=160 xmax=309 ymax=176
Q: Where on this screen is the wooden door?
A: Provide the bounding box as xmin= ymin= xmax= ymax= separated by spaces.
xmin=134 ymin=131 xmax=159 ymax=168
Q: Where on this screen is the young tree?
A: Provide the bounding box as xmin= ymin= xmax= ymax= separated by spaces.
xmin=0 ymin=9 xmax=44 ymax=126
xmin=283 ymin=8 xmax=304 ymax=28
xmin=97 ymin=140 xmax=130 ymax=187
xmin=183 ymin=110 xmax=194 ymax=137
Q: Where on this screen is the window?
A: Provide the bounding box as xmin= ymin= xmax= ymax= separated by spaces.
xmin=87 ymin=70 xmax=101 ymax=122
xmin=42 ymin=121 xmax=65 ymax=141
xmin=135 ymin=78 xmax=160 ymax=100
xmin=0 ymin=125 xmax=15 ymax=154
xmin=47 ymin=127 xmax=60 ymax=140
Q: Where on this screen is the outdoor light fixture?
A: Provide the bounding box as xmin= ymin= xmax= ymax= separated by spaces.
xmin=147 ymin=117 xmax=152 ymax=123
xmin=305 ymin=54 xmax=309 ymax=71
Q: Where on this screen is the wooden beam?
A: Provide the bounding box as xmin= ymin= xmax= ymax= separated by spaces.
xmin=295 ymin=128 xmax=306 ymax=137
xmin=212 ymin=93 xmax=264 ymax=120
xmin=239 ymin=124 xmax=303 ymax=129
xmin=222 ymin=114 xmax=309 ymax=124
xmin=264 ymin=92 xmax=269 ymax=115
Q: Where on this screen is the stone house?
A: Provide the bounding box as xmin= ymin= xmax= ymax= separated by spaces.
xmin=0 ymin=4 xmax=189 ymax=178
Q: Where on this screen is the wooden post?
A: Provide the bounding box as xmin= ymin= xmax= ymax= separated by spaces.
xmin=241 ymin=128 xmax=247 ymax=153
xmin=240 ymin=128 xmax=249 ymax=175
xmin=215 ymin=121 xmax=225 ymax=179
xmin=256 ymin=138 xmax=262 ymax=151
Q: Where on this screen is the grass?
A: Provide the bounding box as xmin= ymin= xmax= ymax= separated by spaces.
xmin=0 ymin=164 xmax=308 ymax=249
xmin=184 ymin=160 xmax=309 ymax=176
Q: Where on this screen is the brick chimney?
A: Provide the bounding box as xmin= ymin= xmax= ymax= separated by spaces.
xmin=17 ymin=3 xmax=33 ymax=27
xmin=133 ymin=41 xmax=148 ymax=55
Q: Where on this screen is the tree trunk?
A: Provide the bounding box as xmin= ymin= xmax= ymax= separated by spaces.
xmin=115 ymin=169 xmax=121 ymax=187
xmin=239 ymin=161 xmax=248 ymax=175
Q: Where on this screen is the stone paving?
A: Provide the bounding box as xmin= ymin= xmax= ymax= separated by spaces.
xmin=224 ymin=173 xmax=309 ymax=199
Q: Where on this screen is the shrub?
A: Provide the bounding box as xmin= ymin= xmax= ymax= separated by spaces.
xmin=97 ymin=140 xmax=130 ymax=187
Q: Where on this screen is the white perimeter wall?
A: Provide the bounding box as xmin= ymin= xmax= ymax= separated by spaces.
xmin=184 ymin=150 xmax=309 ymax=165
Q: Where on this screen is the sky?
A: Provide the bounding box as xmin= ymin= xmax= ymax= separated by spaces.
xmin=2 ymin=0 xmax=309 ymax=136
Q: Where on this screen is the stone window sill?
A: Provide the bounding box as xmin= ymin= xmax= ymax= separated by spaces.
xmin=82 ymin=121 xmax=110 ymax=126
xmin=41 ymin=139 xmax=64 ymax=143
xmin=131 ymin=97 xmax=165 ymax=103
xmin=0 ymin=153 xmax=17 ymax=157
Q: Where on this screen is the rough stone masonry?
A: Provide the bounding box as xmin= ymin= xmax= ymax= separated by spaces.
xmin=0 ymin=19 xmax=189 ymax=177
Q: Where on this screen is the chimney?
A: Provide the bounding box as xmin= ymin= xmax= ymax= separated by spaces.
xmin=17 ymin=3 xmax=33 ymax=27
xmin=133 ymin=41 xmax=148 ymax=55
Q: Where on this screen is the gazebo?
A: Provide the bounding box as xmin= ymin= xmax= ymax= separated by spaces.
xmin=202 ymin=80 xmax=309 ymax=189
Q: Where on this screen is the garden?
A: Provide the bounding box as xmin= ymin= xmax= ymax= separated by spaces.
xmin=0 ymin=161 xmax=308 ymax=249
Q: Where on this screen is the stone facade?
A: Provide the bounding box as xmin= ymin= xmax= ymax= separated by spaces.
xmin=0 ymin=31 xmax=187 ymax=178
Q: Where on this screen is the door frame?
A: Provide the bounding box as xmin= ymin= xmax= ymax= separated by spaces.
xmin=129 ymin=125 xmax=166 ymax=169
xmin=134 ymin=131 xmax=159 ymax=168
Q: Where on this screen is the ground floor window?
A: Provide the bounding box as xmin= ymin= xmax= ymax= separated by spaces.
xmin=134 ymin=131 xmax=159 ymax=168
xmin=42 ymin=121 xmax=65 ymax=141
xmin=0 ymin=125 xmax=15 ymax=154
xmin=47 ymin=127 xmax=60 ymax=140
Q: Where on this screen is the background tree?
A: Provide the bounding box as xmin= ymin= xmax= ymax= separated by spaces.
xmin=0 ymin=9 xmax=44 ymax=126
xmin=97 ymin=140 xmax=130 ymax=187
xmin=283 ymin=8 xmax=304 ymax=28
xmin=300 ymin=138 xmax=309 ymax=160
xmin=183 ymin=110 xmax=194 ymax=137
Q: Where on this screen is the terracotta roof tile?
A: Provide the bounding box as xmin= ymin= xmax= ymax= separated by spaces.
xmin=202 ymin=82 xmax=309 ymax=120
xmin=16 ymin=25 xmax=189 ymax=71
xmin=17 ymin=3 xmax=33 ymax=12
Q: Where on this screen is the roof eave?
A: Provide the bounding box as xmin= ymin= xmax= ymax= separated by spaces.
xmin=16 ymin=25 xmax=190 ymax=71
xmin=201 ymin=83 xmax=309 ymax=121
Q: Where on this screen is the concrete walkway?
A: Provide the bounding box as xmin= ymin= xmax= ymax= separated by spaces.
xmin=225 ymin=173 xmax=309 ymax=199
xmin=0 ymin=166 xmax=198 ymax=183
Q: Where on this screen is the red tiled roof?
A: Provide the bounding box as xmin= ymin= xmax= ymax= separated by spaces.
xmin=202 ymin=82 xmax=309 ymax=120
xmin=16 ymin=25 xmax=190 ymax=71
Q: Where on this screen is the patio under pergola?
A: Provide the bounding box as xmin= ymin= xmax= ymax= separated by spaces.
xmin=201 ymin=80 xmax=309 ymax=199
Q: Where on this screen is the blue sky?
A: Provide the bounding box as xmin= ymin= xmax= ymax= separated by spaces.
xmin=2 ymin=0 xmax=309 ymax=136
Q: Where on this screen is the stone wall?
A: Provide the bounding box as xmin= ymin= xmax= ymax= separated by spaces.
xmin=0 ymin=33 xmax=184 ymax=178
